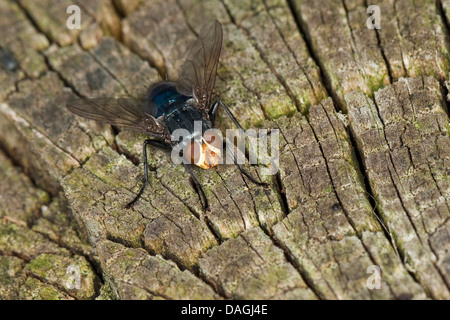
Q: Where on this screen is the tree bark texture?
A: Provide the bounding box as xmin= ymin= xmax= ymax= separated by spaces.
xmin=0 ymin=0 xmax=449 ymax=299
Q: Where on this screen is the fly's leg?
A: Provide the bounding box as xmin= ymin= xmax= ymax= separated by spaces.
xmin=145 ymin=139 xmax=172 ymax=150
xmin=225 ymin=139 xmax=269 ymax=188
xmin=209 ymin=100 xmax=269 ymax=138
xmin=184 ymin=163 xmax=210 ymax=212
xmin=126 ymin=139 xmax=170 ymax=209
xmin=211 ymin=101 xmax=269 ymax=187
xmin=237 ymin=163 xmax=269 ymax=187
xmin=209 ymin=101 xmax=220 ymax=127
xmin=209 ymin=100 xmax=245 ymax=131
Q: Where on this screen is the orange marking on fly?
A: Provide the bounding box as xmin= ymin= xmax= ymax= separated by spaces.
xmin=184 ymin=132 xmax=222 ymax=169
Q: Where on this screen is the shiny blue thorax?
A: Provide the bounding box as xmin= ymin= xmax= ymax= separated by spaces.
xmin=148 ymin=82 xmax=191 ymax=118
xmin=148 ymin=82 xmax=211 ymax=139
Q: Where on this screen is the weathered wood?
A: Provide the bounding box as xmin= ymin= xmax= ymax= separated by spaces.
xmin=0 ymin=0 xmax=48 ymax=100
xmin=0 ymin=151 xmax=99 ymax=299
xmin=0 ymin=0 xmax=449 ymax=299
xmin=18 ymin=0 xmax=121 ymax=48
xmin=199 ymin=228 xmax=316 ymax=299
xmin=97 ymin=240 xmax=220 ymax=299
xmin=290 ymin=0 xmax=449 ymax=108
xmin=345 ymin=76 xmax=450 ymax=299
xmin=271 ymin=98 xmax=427 ymax=299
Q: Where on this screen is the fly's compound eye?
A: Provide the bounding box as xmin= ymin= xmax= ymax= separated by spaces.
xmin=184 ymin=140 xmax=202 ymax=165
xmin=203 ymin=130 xmax=222 ymax=149
xmin=183 ymin=131 xmax=223 ymax=169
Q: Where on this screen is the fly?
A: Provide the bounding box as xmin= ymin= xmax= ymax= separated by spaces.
xmin=67 ymin=20 xmax=267 ymax=211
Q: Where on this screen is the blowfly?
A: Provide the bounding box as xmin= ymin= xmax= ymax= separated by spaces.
xmin=67 ymin=20 xmax=267 ymax=211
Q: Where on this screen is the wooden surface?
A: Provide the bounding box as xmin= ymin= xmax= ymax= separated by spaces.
xmin=0 ymin=0 xmax=449 ymax=299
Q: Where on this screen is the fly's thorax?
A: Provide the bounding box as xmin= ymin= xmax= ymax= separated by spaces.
xmin=148 ymin=82 xmax=191 ymax=118
xmin=165 ymin=104 xmax=211 ymax=139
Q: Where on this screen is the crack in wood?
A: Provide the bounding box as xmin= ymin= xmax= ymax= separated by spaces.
xmin=221 ymin=0 xmax=301 ymax=112
xmin=362 ymin=0 xmax=393 ymax=83
xmin=2 ymin=0 xmax=449 ymax=300
xmin=286 ymin=0 xmax=341 ymax=110
xmin=307 ymin=107 xmax=396 ymax=297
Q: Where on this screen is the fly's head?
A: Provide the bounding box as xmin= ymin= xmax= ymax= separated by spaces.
xmin=184 ymin=131 xmax=222 ymax=169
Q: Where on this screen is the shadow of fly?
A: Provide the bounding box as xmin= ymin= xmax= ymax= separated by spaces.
xmin=67 ymin=20 xmax=267 ymax=211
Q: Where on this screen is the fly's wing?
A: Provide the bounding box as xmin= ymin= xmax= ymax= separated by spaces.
xmin=67 ymin=98 xmax=167 ymax=138
xmin=176 ymin=20 xmax=223 ymax=113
